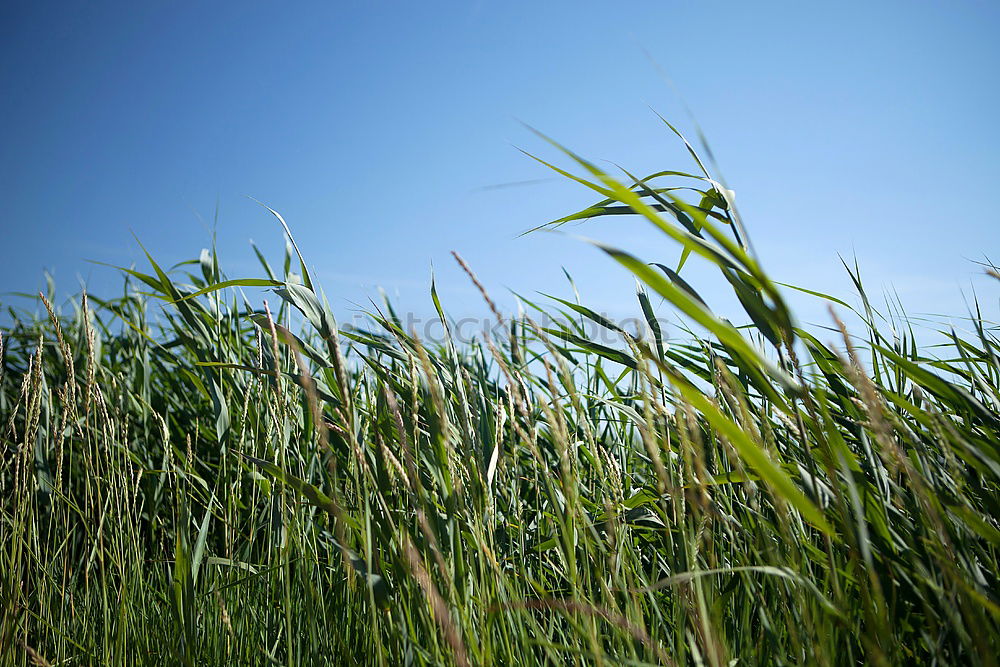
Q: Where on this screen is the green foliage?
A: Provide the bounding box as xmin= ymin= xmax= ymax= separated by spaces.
xmin=2 ymin=127 xmax=999 ymax=666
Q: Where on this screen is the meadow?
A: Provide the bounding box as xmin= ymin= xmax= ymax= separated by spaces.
xmin=2 ymin=129 xmax=998 ymax=666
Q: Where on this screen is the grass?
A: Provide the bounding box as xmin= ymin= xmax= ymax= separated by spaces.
xmin=2 ymin=126 xmax=999 ymax=666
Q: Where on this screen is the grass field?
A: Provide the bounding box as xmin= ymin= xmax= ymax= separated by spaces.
xmin=2 ymin=130 xmax=999 ymax=666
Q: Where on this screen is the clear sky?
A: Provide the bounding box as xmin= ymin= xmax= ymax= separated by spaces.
xmin=2 ymin=1 xmax=998 ymax=336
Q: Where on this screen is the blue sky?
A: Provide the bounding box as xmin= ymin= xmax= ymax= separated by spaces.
xmin=2 ymin=1 xmax=998 ymax=336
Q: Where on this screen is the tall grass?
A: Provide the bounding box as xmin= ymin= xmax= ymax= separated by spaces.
xmin=2 ymin=127 xmax=999 ymax=666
